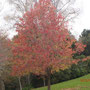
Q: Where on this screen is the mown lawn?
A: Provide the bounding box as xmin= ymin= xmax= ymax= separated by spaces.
xmin=30 ymin=74 xmax=90 ymax=90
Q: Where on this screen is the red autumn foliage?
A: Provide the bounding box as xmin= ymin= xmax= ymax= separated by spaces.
xmin=11 ymin=0 xmax=85 ymax=90
xmin=11 ymin=0 xmax=85 ymax=77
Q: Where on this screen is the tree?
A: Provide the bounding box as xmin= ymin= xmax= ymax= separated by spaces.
xmin=11 ymin=0 xmax=85 ymax=90
xmin=0 ymin=32 xmax=11 ymax=90
xmin=80 ymin=29 xmax=90 ymax=56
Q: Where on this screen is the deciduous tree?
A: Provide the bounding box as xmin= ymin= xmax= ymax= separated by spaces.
xmin=11 ymin=0 xmax=85 ymax=90
xmin=0 ymin=32 xmax=11 ymax=90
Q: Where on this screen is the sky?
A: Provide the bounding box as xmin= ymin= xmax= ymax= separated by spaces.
xmin=0 ymin=0 xmax=90 ymax=39
xmin=70 ymin=0 xmax=83 ymax=38
xmin=71 ymin=0 xmax=90 ymax=39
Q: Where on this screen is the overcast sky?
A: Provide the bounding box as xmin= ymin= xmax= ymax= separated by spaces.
xmin=0 ymin=0 xmax=90 ymax=39
xmin=71 ymin=0 xmax=90 ymax=39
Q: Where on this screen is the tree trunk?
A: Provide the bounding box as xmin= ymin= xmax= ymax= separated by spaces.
xmin=0 ymin=78 xmax=5 ymax=90
xmin=18 ymin=77 xmax=22 ymax=90
xmin=47 ymin=74 xmax=51 ymax=90
xmin=27 ymin=74 xmax=30 ymax=85
xmin=27 ymin=74 xmax=31 ymax=90
xmin=42 ymin=76 xmax=46 ymax=86
xmin=47 ymin=68 xmax=51 ymax=90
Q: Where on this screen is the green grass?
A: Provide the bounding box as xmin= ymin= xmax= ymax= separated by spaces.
xmin=31 ymin=74 xmax=90 ymax=90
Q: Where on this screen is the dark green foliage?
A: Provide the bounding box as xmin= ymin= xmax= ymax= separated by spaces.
xmin=80 ymin=29 xmax=90 ymax=56
xmin=70 ymin=64 xmax=81 ymax=78
xmin=31 ymin=75 xmax=45 ymax=88
xmin=5 ymin=77 xmax=19 ymax=90
xmin=52 ymin=69 xmax=71 ymax=83
xmin=73 ymin=55 xmax=86 ymax=59
xmin=85 ymin=60 xmax=90 ymax=73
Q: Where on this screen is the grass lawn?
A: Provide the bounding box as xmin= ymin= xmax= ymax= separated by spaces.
xmin=31 ymin=74 xmax=90 ymax=90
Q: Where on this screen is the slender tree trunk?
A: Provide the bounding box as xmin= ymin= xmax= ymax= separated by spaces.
xmin=27 ymin=74 xmax=30 ymax=85
xmin=47 ymin=68 xmax=51 ymax=90
xmin=27 ymin=74 xmax=31 ymax=90
xmin=47 ymin=74 xmax=51 ymax=90
xmin=18 ymin=77 xmax=22 ymax=90
xmin=42 ymin=76 xmax=46 ymax=86
xmin=0 ymin=78 xmax=5 ymax=90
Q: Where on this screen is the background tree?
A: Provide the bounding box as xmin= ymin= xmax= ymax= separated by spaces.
xmin=80 ymin=29 xmax=90 ymax=56
xmin=0 ymin=32 xmax=11 ymax=90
